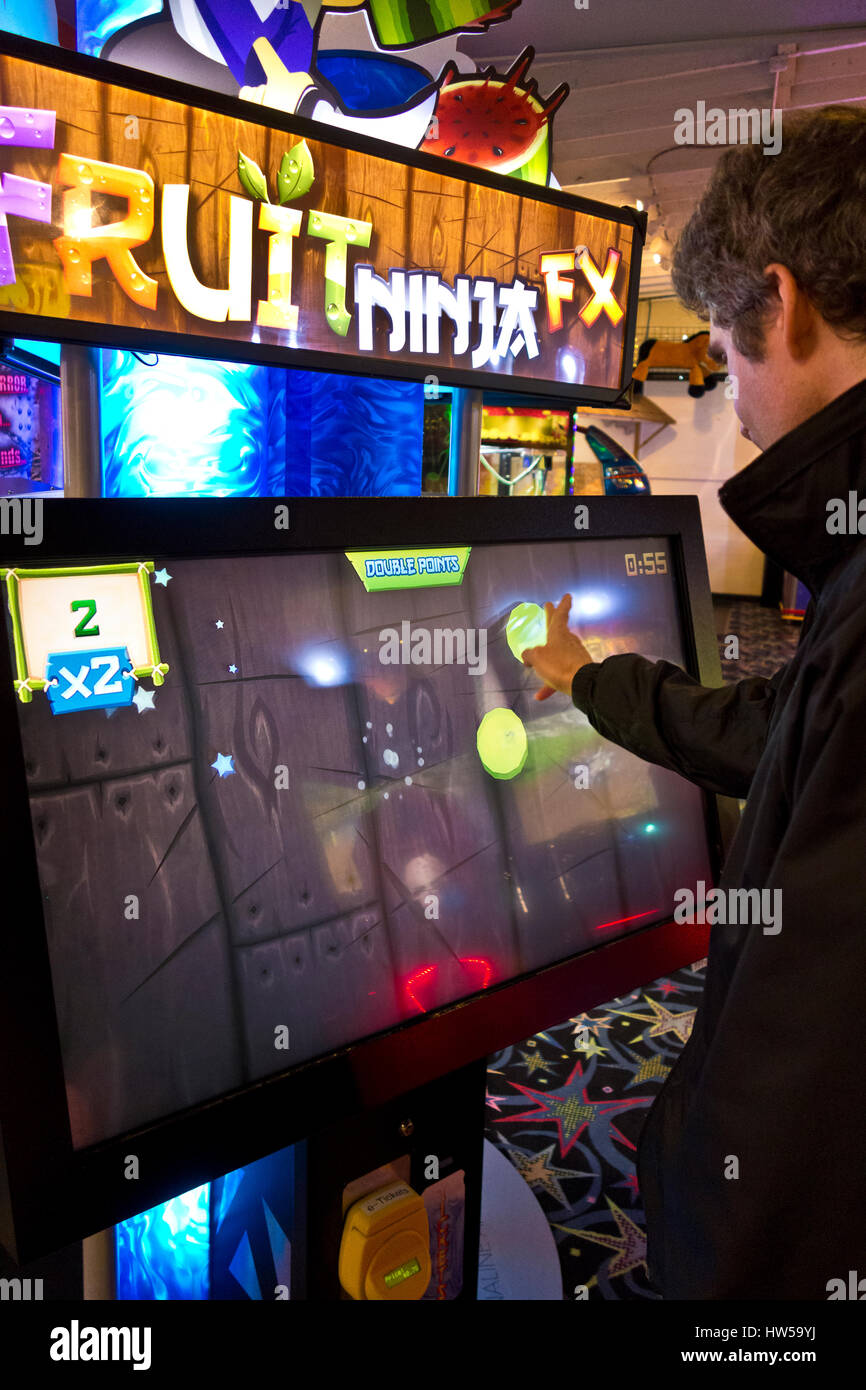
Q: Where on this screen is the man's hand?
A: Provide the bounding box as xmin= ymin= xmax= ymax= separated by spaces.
xmin=522 ymin=594 xmax=594 ymax=702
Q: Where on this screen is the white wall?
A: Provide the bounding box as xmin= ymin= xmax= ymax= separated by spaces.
xmin=591 ymin=381 xmax=765 ymax=596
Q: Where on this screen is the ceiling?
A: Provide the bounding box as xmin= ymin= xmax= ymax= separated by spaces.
xmin=459 ymin=1 xmax=866 ymax=296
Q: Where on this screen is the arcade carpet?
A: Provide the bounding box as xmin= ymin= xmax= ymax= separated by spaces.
xmin=483 ymin=598 xmax=801 ymax=1300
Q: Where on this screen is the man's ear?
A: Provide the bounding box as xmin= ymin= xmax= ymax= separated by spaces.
xmin=763 ymin=262 xmax=817 ymax=361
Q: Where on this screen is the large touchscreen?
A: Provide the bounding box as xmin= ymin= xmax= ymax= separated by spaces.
xmin=3 ymin=536 xmax=712 ymax=1147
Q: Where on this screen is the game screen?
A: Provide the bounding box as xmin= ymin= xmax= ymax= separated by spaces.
xmin=0 ymin=367 xmax=62 ymax=490
xmin=2 ymin=537 xmax=713 ymax=1149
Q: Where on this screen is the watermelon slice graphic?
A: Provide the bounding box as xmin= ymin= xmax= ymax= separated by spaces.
xmin=421 ymin=48 xmax=569 ymax=185
xmin=367 ymin=0 xmax=520 ymax=48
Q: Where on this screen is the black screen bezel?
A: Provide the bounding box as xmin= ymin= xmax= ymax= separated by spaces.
xmin=0 ymin=495 xmax=734 ymax=1260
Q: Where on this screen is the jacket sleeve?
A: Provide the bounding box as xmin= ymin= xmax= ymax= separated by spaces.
xmin=571 ymin=655 xmax=789 ymax=799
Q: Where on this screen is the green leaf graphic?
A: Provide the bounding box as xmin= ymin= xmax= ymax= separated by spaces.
xmin=278 ymin=141 xmax=315 ymax=203
xmin=238 ymin=150 xmax=269 ymax=203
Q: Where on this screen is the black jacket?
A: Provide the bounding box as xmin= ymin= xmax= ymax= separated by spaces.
xmin=571 ymin=376 xmax=866 ymax=1300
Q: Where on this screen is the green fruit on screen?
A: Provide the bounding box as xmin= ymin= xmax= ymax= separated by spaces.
xmin=477 ymin=707 xmax=528 ymax=780
xmin=506 ymin=601 xmax=547 ymax=662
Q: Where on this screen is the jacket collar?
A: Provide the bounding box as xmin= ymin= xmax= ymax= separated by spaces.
xmin=718 ymin=375 xmax=866 ymax=595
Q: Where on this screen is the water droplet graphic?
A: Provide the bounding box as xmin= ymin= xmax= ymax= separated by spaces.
xmin=0 ymin=117 xmax=16 ymax=139
xmin=25 ymin=111 xmax=33 ymax=123
xmin=326 ymin=302 xmax=339 ymax=320
xmin=68 ymin=248 xmax=80 ymax=263
xmin=77 ymin=164 xmax=93 ymax=185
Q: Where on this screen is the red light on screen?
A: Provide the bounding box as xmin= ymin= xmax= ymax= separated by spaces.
xmin=594 ymin=909 xmax=658 ymax=931
xmin=459 ymin=957 xmax=493 ymax=989
xmin=405 ymin=965 xmax=437 ymax=1011
xmin=405 ymin=957 xmax=494 ymax=1012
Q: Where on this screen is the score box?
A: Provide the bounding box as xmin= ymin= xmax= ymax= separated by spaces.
xmin=45 ymin=646 xmax=135 ymax=715
xmin=1 ymin=562 xmax=168 ymax=706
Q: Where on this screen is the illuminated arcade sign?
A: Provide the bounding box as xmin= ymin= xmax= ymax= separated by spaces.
xmin=0 ymin=45 xmax=640 ymax=400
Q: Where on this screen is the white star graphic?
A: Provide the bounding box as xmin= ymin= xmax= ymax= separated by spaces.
xmin=211 ymin=752 xmax=235 ymax=778
xmin=154 ymin=569 xmax=171 ymax=587
xmin=215 ymin=620 xmax=224 ymax=629
xmin=132 ymin=687 xmax=155 ymax=713
xmin=228 ymin=664 xmax=237 ymax=674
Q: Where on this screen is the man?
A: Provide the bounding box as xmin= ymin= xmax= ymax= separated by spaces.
xmin=522 ymin=106 xmax=866 ymax=1300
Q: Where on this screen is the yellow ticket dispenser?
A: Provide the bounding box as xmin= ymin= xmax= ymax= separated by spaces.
xmin=338 ymin=1182 xmax=431 ymax=1301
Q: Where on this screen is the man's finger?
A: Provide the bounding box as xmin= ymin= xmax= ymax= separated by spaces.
xmin=535 ymin=683 xmax=555 ymax=702
xmin=547 ymin=593 xmax=572 ymax=637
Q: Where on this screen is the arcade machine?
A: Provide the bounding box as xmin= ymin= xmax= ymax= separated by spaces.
xmin=779 ymin=570 xmax=810 ymax=621
xmin=0 ymin=495 xmax=735 ymax=1302
xmin=476 ymin=399 xmax=650 ymax=501
xmin=0 ymin=339 xmax=62 ymax=498
xmin=572 ymin=422 xmax=652 ymax=496
xmin=478 ymin=402 xmax=571 ymax=498
xmin=0 ymin=33 xmax=737 ymax=1302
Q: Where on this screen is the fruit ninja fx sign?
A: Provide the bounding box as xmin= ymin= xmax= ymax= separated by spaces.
xmin=0 ymin=53 xmax=635 ymax=393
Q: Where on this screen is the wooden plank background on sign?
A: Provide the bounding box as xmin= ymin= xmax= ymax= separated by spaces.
xmin=0 ymin=52 xmax=634 ymax=392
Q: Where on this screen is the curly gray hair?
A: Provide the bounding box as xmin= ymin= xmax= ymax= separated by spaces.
xmin=672 ymin=105 xmax=866 ymax=360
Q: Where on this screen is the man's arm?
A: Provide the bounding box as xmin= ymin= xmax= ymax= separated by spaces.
xmin=571 ymin=655 xmax=788 ymax=799
xmin=522 ymin=593 xmax=797 ymax=800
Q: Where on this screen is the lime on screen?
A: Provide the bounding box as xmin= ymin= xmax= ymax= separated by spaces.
xmin=476 ymin=708 xmax=528 ymax=780
xmin=506 ymin=602 xmax=547 ymax=662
